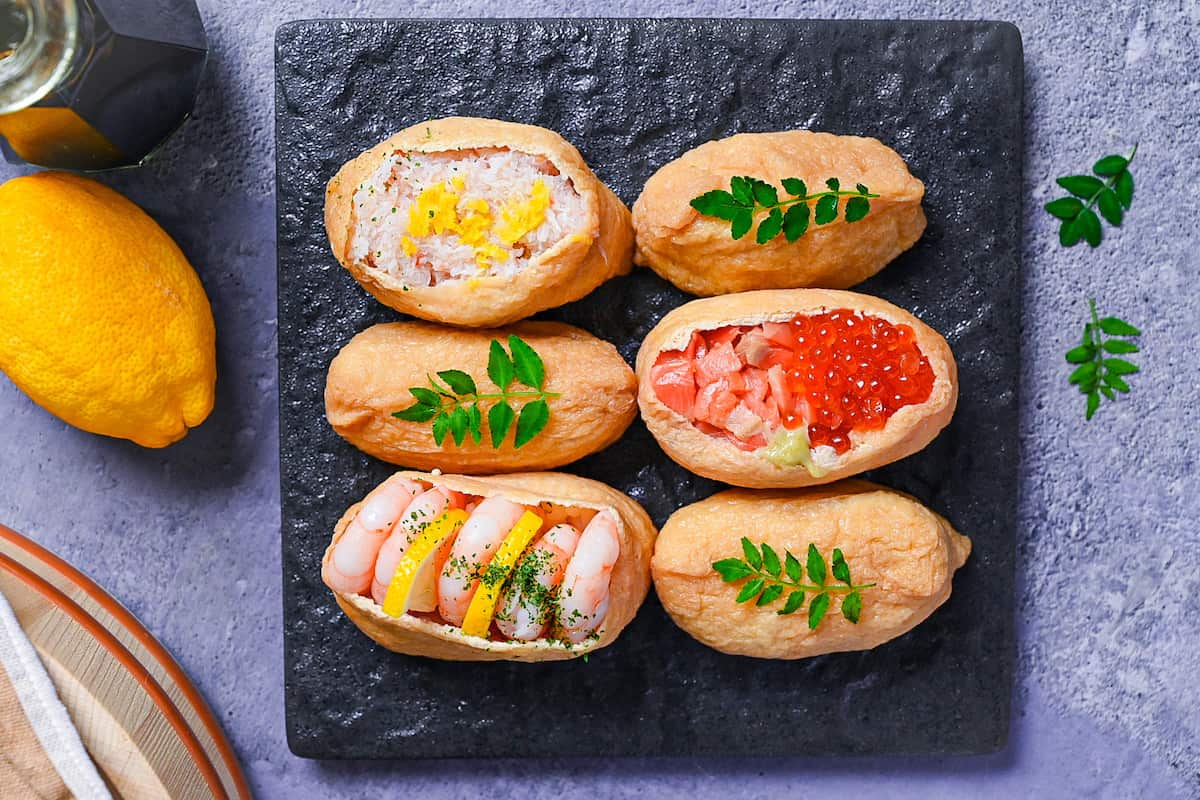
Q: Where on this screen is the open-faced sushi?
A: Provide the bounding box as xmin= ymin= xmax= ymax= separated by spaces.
xmin=325 ymin=117 xmax=634 ymax=327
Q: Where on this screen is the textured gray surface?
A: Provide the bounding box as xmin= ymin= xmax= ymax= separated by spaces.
xmin=0 ymin=0 xmax=1196 ymax=797
xmin=277 ymin=17 xmax=1020 ymax=759
xmin=278 ymin=17 xmax=1022 ymax=758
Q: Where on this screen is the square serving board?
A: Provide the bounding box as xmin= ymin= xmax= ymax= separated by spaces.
xmin=276 ymin=18 xmax=1022 ymax=758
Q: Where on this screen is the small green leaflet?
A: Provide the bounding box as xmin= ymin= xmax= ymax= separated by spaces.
xmin=805 ymin=543 xmax=826 ymax=585
xmin=1044 ymin=145 xmax=1136 ymax=247
xmin=487 ymin=339 xmax=515 ymax=390
xmin=507 ymin=334 xmax=545 ymax=390
xmin=436 ymin=369 xmax=475 ymax=396
xmin=487 ymin=402 xmax=515 ymax=448
xmin=761 ymin=543 xmax=781 ymax=577
xmin=736 ymin=578 xmax=765 ymax=603
xmin=713 ymin=537 xmax=874 ymax=629
xmin=779 ymin=591 xmax=805 ymax=615
xmin=831 ymin=548 xmax=851 ymax=584
xmin=1066 ymin=298 xmax=1141 ymax=420
xmin=842 ymin=591 xmax=863 ymax=624
xmin=514 ymin=399 xmax=550 ymax=448
xmin=690 ymin=175 xmax=879 ymax=245
xmin=784 ymin=550 xmax=802 ymax=582
xmin=392 ymin=335 xmax=560 ymax=448
xmin=742 ymin=536 xmax=762 ymax=569
xmin=807 ymin=592 xmax=831 ymax=629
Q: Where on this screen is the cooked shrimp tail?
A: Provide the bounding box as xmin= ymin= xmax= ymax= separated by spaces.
xmin=322 ymin=475 xmax=422 ymax=595
xmin=557 ymin=510 xmax=620 ymax=643
xmin=371 ymin=487 xmax=455 ymax=610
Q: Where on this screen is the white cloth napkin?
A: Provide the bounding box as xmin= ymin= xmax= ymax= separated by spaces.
xmin=0 ymin=587 xmax=112 ymax=800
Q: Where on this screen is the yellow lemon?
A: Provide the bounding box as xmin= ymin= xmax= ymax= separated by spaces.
xmin=382 ymin=510 xmax=469 ymax=617
xmin=461 ymin=511 xmax=544 ymax=638
xmin=0 ymin=172 xmax=216 ymax=447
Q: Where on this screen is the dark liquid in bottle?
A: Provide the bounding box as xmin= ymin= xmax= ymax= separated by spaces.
xmin=0 ymin=0 xmax=206 ymax=170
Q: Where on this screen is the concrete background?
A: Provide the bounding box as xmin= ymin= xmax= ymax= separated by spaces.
xmin=0 ymin=1 xmax=1197 ymax=797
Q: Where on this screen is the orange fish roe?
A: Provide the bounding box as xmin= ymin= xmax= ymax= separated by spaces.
xmin=778 ymin=310 xmax=934 ymax=452
xmin=650 ymin=309 xmax=935 ymax=455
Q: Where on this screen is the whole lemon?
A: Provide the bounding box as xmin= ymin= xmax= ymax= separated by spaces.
xmin=0 ymin=172 xmax=216 ymax=447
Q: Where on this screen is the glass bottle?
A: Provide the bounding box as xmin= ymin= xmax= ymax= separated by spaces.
xmin=0 ymin=0 xmax=206 ymax=170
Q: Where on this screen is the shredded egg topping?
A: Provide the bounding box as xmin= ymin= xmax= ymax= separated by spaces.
xmin=403 ymin=176 xmax=552 ymax=272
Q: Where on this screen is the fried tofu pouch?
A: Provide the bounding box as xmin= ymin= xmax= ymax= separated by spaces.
xmin=651 ymin=481 xmax=970 ymax=659
xmin=325 ymin=471 xmax=657 ymax=661
xmin=636 ymin=289 xmax=958 ymax=488
xmin=325 ymin=117 xmax=633 ymax=327
xmin=633 ymin=131 xmax=926 ymax=295
xmin=326 ymin=320 xmax=637 ymax=472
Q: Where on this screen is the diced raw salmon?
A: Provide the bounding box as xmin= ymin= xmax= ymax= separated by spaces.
xmin=707 ymin=326 xmax=743 ymax=347
xmin=767 ymin=364 xmax=793 ymax=417
xmin=763 ymin=397 xmax=782 ymax=429
xmin=757 ymin=346 xmax=793 ymax=370
xmin=762 ymin=321 xmax=794 ymax=347
xmin=694 ymin=420 xmax=762 ymax=452
xmin=743 ymin=391 xmax=781 ymax=430
xmin=650 ymin=355 xmax=696 ymax=419
xmin=695 ymin=341 xmax=742 ymax=385
xmin=742 ymin=367 xmax=769 ymax=403
xmin=705 ymin=387 xmax=740 ymax=427
xmin=693 ymin=381 xmax=713 ymax=421
xmin=730 ymin=430 xmax=767 ymax=450
xmin=652 ymin=322 xmax=816 ymax=452
xmin=735 ymin=331 xmax=772 ymax=367
xmin=725 ymin=402 xmax=764 ymax=440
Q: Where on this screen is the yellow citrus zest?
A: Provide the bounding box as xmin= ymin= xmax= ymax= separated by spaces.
xmin=382 ymin=509 xmax=469 ymax=618
xmin=460 ymin=510 xmax=544 ymax=638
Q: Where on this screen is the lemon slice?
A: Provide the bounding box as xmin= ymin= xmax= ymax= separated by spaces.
xmin=382 ymin=509 xmax=469 ymax=618
xmin=460 ymin=510 xmax=544 ymax=638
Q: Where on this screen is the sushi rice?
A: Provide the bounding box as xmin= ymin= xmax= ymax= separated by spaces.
xmin=348 ymin=147 xmax=587 ymax=287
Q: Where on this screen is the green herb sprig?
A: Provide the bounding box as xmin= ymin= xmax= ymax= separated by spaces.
xmin=691 ymin=176 xmax=878 ymax=245
xmin=713 ymin=538 xmax=875 ymax=629
xmin=1044 ymin=145 xmax=1136 ymax=247
xmin=393 ymin=335 xmax=560 ymax=448
xmin=1066 ymin=299 xmax=1141 ymax=419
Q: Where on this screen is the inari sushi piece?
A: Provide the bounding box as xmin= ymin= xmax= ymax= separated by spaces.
xmin=633 ymin=130 xmax=926 ymax=295
xmin=636 ymin=289 xmax=957 ymax=488
xmin=325 ymin=320 xmax=638 ymax=473
xmin=322 ymin=470 xmax=657 ymax=661
xmin=325 ymin=117 xmax=634 ymax=327
xmin=651 ymin=481 xmax=971 ymax=659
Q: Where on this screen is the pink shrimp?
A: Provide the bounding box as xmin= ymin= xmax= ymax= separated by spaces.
xmin=557 ymin=510 xmax=621 ymax=643
xmin=370 ymin=487 xmax=457 ymax=611
xmin=436 ymin=496 xmax=527 ymax=626
xmin=322 ymin=475 xmax=422 ymax=595
xmin=495 ymin=524 xmax=581 ymax=641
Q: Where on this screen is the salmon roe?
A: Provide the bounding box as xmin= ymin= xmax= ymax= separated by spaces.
xmin=780 ymin=310 xmax=934 ymax=452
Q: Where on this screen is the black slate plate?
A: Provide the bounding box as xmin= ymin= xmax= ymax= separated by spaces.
xmin=276 ymin=18 xmax=1022 ymax=759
